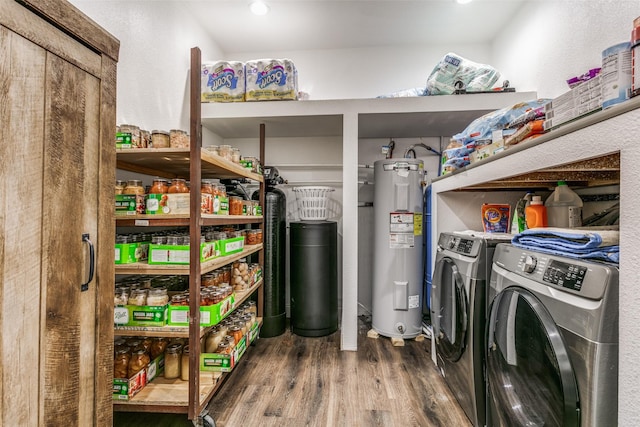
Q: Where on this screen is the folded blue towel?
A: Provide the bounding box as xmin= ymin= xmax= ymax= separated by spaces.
xmin=511 ymin=228 xmax=619 ymax=264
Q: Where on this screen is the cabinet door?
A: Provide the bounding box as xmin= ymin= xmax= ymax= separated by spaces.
xmin=0 ymin=25 xmax=108 ymax=427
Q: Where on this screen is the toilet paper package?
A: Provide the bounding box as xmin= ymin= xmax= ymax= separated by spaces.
xmin=201 ymin=61 xmax=245 ymax=102
xmin=245 ymin=59 xmax=298 ymax=101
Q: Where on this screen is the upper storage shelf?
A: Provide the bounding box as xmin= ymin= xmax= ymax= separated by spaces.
xmin=200 ymin=92 xmax=539 ymax=139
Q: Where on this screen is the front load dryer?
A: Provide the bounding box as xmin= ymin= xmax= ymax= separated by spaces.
xmin=487 ymin=243 xmax=618 ymax=427
xmin=431 ymin=231 xmax=511 ymax=427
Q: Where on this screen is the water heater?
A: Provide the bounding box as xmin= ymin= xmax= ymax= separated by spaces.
xmin=372 ymin=159 xmax=424 ymax=339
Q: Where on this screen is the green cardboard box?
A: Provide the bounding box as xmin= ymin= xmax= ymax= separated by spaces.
xmin=115 ymin=242 xmax=149 ymax=264
xmin=167 ymin=293 xmax=235 ymax=326
xmin=115 ymin=194 xmax=138 ymax=216
xmin=116 ymin=132 xmax=132 ymax=149
xmin=148 ymin=241 xmax=217 ymax=265
xmin=113 ymin=354 xmax=164 ymax=401
xmin=200 ymin=322 xmax=259 ymax=372
xmin=114 ymin=304 xmax=168 ymax=327
xmin=219 ymin=236 xmax=244 ymax=256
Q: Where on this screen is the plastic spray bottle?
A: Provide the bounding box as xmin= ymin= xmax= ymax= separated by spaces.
xmin=525 ymin=196 xmax=548 ymax=229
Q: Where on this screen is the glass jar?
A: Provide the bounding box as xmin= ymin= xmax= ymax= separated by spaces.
xmin=205 ymin=326 xmax=224 ymax=353
xmin=216 ymin=341 xmax=231 ymax=355
xmin=140 ymin=129 xmax=151 ymax=148
xmin=201 ymin=181 xmax=213 ymax=214
xmin=114 ymin=347 xmax=130 ymax=379
xmin=121 ymin=124 xmax=141 ymax=148
xmin=151 ymin=130 xmax=170 ymax=148
xmin=231 ymin=148 xmax=241 ymax=163
xmin=170 ymin=129 xmax=189 ymax=148
xmin=219 ymin=144 xmax=232 ymax=161
xmin=223 ymin=335 xmax=236 ymax=348
xmin=170 ymin=294 xmax=188 ymax=306
xmin=229 ymin=325 xmax=243 ymax=345
xmin=149 ymin=178 xmax=169 ymax=194
xmin=242 ymin=314 xmax=254 ymax=331
xmin=127 ymin=289 xmax=147 ymax=306
xmin=246 ymin=229 xmax=260 ymax=245
xmin=128 ymin=348 xmax=150 ymax=377
xmin=201 ymin=273 xmax=216 ymax=287
xmin=150 ymin=337 xmax=168 ymax=360
xmin=114 ymin=286 xmax=129 ymax=306
xmin=123 ymin=179 xmax=145 ymax=195
xmin=229 ymin=196 xmax=243 ymax=215
xmin=246 ymin=300 xmax=257 ymax=316
xmin=166 ymin=236 xmax=181 ymax=246
xmin=146 ymin=287 xmax=168 ymax=306
xmin=255 ymin=228 xmax=263 ymax=243
xmin=180 ymin=345 xmax=190 ymax=381
xmin=168 ymin=178 xmax=189 ymax=193
xmin=204 ymin=145 xmax=219 ymax=155
xmin=164 ymin=343 xmax=182 ymax=379
xmin=115 ymin=180 xmax=126 ymax=195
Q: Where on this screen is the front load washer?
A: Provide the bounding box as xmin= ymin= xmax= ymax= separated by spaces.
xmin=487 ymin=244 xmax=618 ymax=427
xmin=431 ymin=231 xmax=512 ymax=427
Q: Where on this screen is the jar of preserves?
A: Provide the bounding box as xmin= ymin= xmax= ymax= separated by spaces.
xmin=141 ymin=129 xmax=151 ymax=148
xmin=164 ymin=343 xmax=182 ymax=379
xmin=201 ymin=181 xmax=213 ymax=214
xmin=127 ymin=289 xmax=147 ymax=306
xmin=223 ymin=335 xmax=236 ymax=347
xmin=151 ymin=130 xmax=170 ymax=148
xmin=201 ymin=273 xmax=216 ymax=287
xmin=204 ymin=145 xmax=219 ymax=155
xmin=246 ymin=229 xmax=260 ymax=245
xmin=211 ymin=290 xmax=223 ymax=304
xmin=205 ymin=326 xmax=224 ymax=353
xmin=114 ymin=347 xmax=130 ymax=379
xmin=245 ymin=300 xmax=257 ymax=315
xmin=170 ymin=129 xmax=189 ymax=148
xmin=170 ymin=294 xmax=188 ymax=306
xmin=168 ymin=178 xmax=189 ymax=193
xmin=229 ymin=196 xmax=243 ymax=215
xmin=128 ymin=348 xmax=150 ymax=377
xmin=236 ymin=319 xmax=248 ymax=336
xmin=150 ymin=337 xmax=168 ymax=360
xmin=115 ymin=180 xmax=126 ymax=195
xmin=180 ymin=345 xmax=190 ymax=381
xmin=242 ymin=314 xmax=253 ymax=331
xmin=216 ymin=341 xmax=231 ymax=354
xmin=229 ymin=325 xmax=243 ymax=344
xmin=140 ymin=337 xmax=153 ymax=353
xmin=114 ymin=286 xmax=129 ymax=305
xmin=231 ymin=148 xmax=241 ymax=163
xmin=219 ymin=144 xmax=232 ymax=161
xmin=149 ymin=178 xmax=169 ymax=194
xmin=146 ymin=287 xmax=168 ymax=306
xmin=255 ymin=228 xmax=263 ymax=243
xmin=123 ymin=179 xmax=145 ymax=195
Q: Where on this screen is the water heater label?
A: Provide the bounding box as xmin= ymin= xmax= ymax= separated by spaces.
xmin=413 ymin=213 xmax=423 ymax=236
xmin=389 ymin=212 xmax=414 ymax=232
xmin=408 ymin=295 xmax=420 ymax=309
xmin=389 ymin=233 xmax=415 ymax=248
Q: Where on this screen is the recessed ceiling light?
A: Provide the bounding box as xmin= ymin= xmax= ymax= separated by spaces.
xmin=456 ymin=0 xmax=473 ymax=4
xmin=249 ymin=1 xmax=270 ymax=15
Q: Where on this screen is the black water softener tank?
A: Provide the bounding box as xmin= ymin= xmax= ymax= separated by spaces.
xmin=290 ymin=221 xmax=338 ymax=337
xmin=253 ymin=167 xmax=287 ymax=337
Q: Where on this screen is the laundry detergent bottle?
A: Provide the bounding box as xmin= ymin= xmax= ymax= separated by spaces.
xmin=545 ymin=181 xmax=583 ymax=228
xmin=525 ymin=196 xmax=548 ymax=229
xmin=511 ymin=192 xmax=534 ymax=233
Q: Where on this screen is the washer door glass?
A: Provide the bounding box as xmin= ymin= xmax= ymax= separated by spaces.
xmin=487 ymin=287 xmax=580 ymax=427
xmin=433 ymin=257 xmax=468 ymax=362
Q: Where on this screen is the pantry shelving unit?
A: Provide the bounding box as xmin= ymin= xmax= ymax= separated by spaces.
xmin=112 ymin=48 xmax=266 ymax=423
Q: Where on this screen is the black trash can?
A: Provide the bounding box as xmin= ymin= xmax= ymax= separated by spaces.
xmin=289 ymin=221 xmax=338 ymax=337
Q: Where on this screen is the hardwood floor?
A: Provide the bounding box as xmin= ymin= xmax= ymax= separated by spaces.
xmin=114 ymin=317 xmax=471 ymax=427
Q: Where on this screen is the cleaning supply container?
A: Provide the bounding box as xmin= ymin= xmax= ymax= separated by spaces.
xmin=545 ymin=181 xmax=583 ymax=228
xmin=525 ymin=196 xmax=548 ymax=229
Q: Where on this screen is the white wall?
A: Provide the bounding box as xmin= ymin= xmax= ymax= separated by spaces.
xmin=492 ymin=0 xmax=638 ymax=99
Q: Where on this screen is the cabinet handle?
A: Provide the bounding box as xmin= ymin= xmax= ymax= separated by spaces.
xmin=81 ymin=233 xmax=95 ymax=292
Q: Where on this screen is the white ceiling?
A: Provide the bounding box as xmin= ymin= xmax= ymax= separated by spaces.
xmin=180 ymin=0 xmax=528 ymax=53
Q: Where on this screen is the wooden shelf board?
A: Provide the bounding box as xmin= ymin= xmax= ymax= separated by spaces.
xmin=114 ymin=280 xmax=263 ymax=338
xmin=115 ymin=215 xmax=263 ymax=227
xmin=116 ymin=148 xmax=263 ymax=182
xmin=114 ymin=244 xmax=263 ymax=275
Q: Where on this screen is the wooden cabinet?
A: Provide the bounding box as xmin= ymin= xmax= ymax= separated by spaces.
xmin=0 ymin=1 xmax=119 ymax=426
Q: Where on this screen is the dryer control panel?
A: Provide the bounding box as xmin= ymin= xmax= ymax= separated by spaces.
xmin=543 ymin=260 xmax=588 ymax=292
xmin=439 ymin=234 xmax=477 ymax=256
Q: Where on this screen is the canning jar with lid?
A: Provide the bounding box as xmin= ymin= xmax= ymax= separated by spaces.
xmin=180 ymin=345 xmax=190 ymax=381
xmin=127 ymin=289 xmax=147 ymax=306
xmin=150 ymin=337 xmax=168 ymax=360
xmin=231 ymin=148 xmax=241 ymax=163
xmin=151 ymin=130 xmax=170 ymax=148
xmin=170 ymin=294 xmax=188 ymax=306
xmin=114 ymin=347 xmax=130 ymax=379
xmin=204 ymin=145 xmax=219 ymax=155
xmin=216 ymin=341 xmax=231 ymax=354
xmin=114 ymin=286 xmax=129 ymax=306
xmin=201 ymin=181 xmax=213 ymax=214
xmin=205 ymin=326 xmax=224 ymax=353
xmin=124 ymin=180 xmax=145 ymax=195
xmin=150 ymin=178 xmax=169 ymax=194
xmin=128 ymin=348 xmax=150 ymax=377
xmin=219 ymin=145 xmax=232 ymax=161
xmin=246 ymin=229 xmax=260 ymax=245
xmin=115 ymin=180 xmax=126 ymax=195
xmin=170 ymin=129 xmax=189 ymax=148
xmin=229 ymin=196 xmax=243 ymax=215
xmin=168 ymin=178 xmax=189 ymax=193
xmin=229 ymin=325 xmax=243 ymax=344
xmin=246 ymin=300 xmax=257 ymax=315
xmin=146 ymin=287 xmax=168 ymax=306
xmin=164 ymin=343 xmax=182 ymax=379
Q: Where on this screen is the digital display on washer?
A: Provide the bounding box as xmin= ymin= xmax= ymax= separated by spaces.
xmin=543 ymin=260 xmax=588 ymax=291
xmin=456 ymin=238 xmax=474 ymax=255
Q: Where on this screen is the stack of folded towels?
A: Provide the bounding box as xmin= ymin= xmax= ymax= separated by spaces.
xmin=511 ymin=227 xmax=619 ymax=264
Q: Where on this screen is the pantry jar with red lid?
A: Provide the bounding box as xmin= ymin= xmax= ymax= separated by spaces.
xmin=168 ymin=178 xmax=189 ymax=193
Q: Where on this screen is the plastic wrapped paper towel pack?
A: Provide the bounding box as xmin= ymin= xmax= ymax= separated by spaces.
xmin=245 ymin=59 xmax=298 ymax=101
xmin=426 ymin=53 xmax=501 ymax=95
xmin=201 ymin=61 xmax=245 ymax=102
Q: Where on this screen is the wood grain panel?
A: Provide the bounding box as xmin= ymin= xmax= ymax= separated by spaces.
xmin=0 ymin=0 xmax=101 ymax=76
xmin=42 ymin=52 xmax=90 ymax=427
xmin=15 ymin=0 xmax=120 ymax=61
xmin=0 ymin=27 xmax=46 ymax=427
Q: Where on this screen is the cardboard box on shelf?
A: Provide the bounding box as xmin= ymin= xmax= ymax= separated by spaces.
xmin=200 ymin=321 xmax=260 ymax=372
xmin=219 ymin=236 xmax=244 ymax=256
xmin=167 ymin=293 xmax=235 ymax=327
xmin=115 ymin=241 xmax=149 ymax=264
xmin=112 ymin=354 xmax=164 ymax=401
xmin=145 ymin=193 xmax=190 ymax=215
xmin=114 ymin=304 xmax=168 ymax=327
xmin=148 ymin=241 xmax=217 ymax=265
xmin=115 ymin=194 xmax=142 ymax=216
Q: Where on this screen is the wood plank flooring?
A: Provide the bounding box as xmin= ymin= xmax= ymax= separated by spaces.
xmin=114 ymin=316 xmax=471 ymax=427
